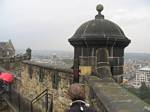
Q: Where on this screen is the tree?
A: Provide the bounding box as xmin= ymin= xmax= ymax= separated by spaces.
xmin=139 ymin=82 xmax=150 ymax=101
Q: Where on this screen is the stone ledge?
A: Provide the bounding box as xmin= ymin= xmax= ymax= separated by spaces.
xmin=0 ymin=55 xmax=30 ymax=64
xmin=85 ymin=76 xmax=150 ymax=112
xmin=23 ymin=60 xmax=73 ymax=74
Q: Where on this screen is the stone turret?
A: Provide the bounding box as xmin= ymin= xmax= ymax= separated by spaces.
xmin=26 ymin=48 xmax=32 ymax=60
xmin=68 ymin=4 xmax=131 ymax=83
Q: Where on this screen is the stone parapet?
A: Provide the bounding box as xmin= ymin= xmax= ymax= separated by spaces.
xmin=85 ymin=76 xmax=150 ymax=112
xmin=1 ymin=61 xmax=150 ymax=112
xmin=20 ymin=60 xmax=73 ymax=112
xmin=23 ymin=60 xmax=73 ymax=74
xmin=0 ymin=48 xmax=31 ymax=64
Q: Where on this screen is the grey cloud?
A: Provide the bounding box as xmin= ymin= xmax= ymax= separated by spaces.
xmin=0 ymin=0 xmax=150 ymax=52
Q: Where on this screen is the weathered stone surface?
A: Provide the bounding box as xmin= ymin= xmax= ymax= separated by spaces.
xmin=18 ymin=61 xmax=73 ymax=112
xmin=0 ymin=101 xmax=12 ymax=112
xmin=1 ymin=62 xmax=150 ymax=112
xmin=96 ymin=48 xmax=112 ymax=79
xmin=85 ymin=76 xmax=150 ymax=112
xmin=68 ymin=4 xmax=131 ymax=83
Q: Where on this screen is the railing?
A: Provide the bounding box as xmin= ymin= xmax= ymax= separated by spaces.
xmin=1 ymin=85 xmax=53 ymax=112
xmin=2 ymin=60 xmax=150 ymax=112
xmin=22 ymin=60 xmax=150 ymax=112
xmin=2 ymin=89 xmax=30 ymax=112
xmin=31 ymin=89 xmax=53 ymax=112
xmin=0 ymin=66 xmax=53 ymax=112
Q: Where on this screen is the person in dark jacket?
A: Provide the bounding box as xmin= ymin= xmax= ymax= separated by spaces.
xmin=66 ymin=83 xmax=96 ymax=112
xmin=0 ymin=79 xmax=4 ymax=94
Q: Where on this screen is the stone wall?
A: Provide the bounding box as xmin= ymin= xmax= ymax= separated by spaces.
xmin=84 ymin=76 xmax=150 ymax=112
xmin=18 ymin=61 xmax=74 ymax=112
xmin=1 ymin=62 xmax=150 ymax=112
xmin=14 ymin=61 xmax=150 ymax=112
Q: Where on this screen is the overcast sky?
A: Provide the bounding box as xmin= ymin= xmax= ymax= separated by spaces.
xmin=0 ymin=0 xmax=150 ymax=52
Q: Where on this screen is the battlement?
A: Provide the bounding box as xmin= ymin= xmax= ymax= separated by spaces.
xmin=1 ymin=60 xmax=149 ymax=112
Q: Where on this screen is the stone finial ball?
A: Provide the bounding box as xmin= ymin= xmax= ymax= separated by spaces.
xmin=96 ymin=4 xmax=104 ymax=12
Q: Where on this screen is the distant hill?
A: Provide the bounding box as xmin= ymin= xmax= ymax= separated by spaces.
xmin=16 ymin=49 xmax=73 ymax=58
xmin=125 ymin=53 xmax=150 ymax=60
xmin=16 ymin=49 xmax=150 ymax=60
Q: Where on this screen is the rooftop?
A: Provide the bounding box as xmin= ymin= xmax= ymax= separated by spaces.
xmin=139 ymin=66 xmax=150 ymax=71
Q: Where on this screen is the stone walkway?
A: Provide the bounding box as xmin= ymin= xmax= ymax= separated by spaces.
xmin=1 ymin=90 xmax=37 ymax=112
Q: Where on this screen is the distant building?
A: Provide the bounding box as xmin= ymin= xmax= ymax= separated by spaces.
xmin=0 ymin=40 xmax=15 ymax=57
xmin=52 ymin=53 xmax=57 ymax=60
xmin=133 ymin=66 xmax=150 ymax=88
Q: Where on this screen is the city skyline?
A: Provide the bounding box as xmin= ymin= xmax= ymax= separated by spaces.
xmin=0 ymin=0 xmax=150 ymax=52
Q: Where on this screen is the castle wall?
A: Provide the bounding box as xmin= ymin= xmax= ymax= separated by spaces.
xmin=18 ymin=61 xmax=73 ymax=112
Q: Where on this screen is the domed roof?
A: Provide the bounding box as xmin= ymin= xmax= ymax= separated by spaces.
xmin=69 ymin=4 xmax=131 ymax=48
xmin=72 ymin=19 xmax=125 ymax=39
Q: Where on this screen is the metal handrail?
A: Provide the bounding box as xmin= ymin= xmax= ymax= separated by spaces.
xmin=30 ymin=89 xmax=48 ymax=112
xmin=47 ymin=93 xmax=53 ymax=112
xmin=31 ymin=89 xmax=48 ymax=104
